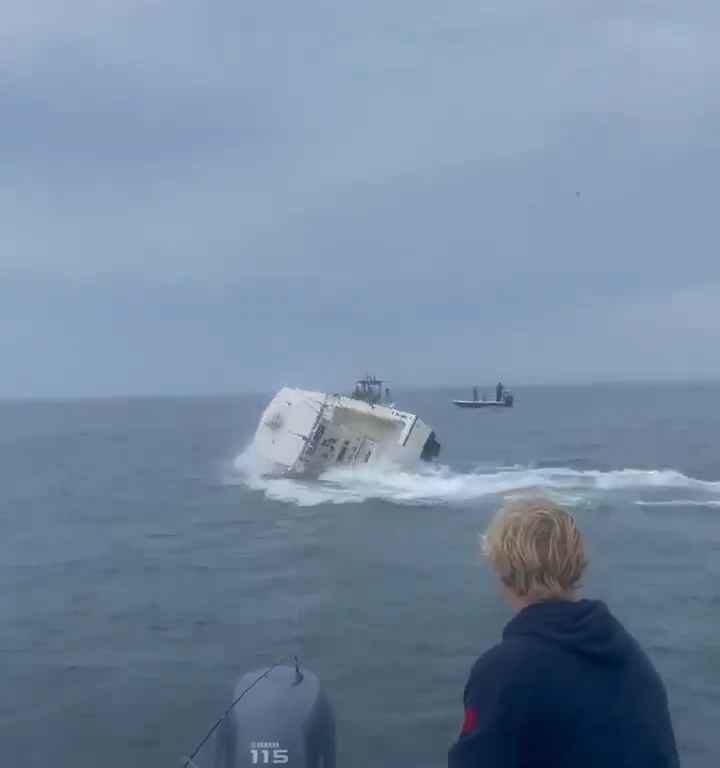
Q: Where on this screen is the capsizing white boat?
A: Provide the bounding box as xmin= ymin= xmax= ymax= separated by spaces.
xmin=252 ymin=376 xmax=441 ymax=477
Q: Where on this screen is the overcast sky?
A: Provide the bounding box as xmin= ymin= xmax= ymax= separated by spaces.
xmin=1 ymin=1 xmax=718 ymax=398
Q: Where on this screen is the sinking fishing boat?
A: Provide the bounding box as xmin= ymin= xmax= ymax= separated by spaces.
xmin=252 ymin=376 xmax=440 ymax=477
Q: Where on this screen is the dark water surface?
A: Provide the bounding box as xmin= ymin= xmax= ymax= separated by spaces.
xmin=2 ymin=383 xmax=719 ymax=766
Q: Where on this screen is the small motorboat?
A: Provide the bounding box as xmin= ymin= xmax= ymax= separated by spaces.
xmin=452 ymin=384 xmax=514 ymax=409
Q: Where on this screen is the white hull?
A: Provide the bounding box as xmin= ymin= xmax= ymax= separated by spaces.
xmin=452 ymin=399 xmax=511 ymax=408
xmin=253 ymin=388 xmax=440 ymax=477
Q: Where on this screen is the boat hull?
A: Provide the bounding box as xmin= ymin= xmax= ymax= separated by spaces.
xmin=452 ymin=399 xmax=513 ymax=408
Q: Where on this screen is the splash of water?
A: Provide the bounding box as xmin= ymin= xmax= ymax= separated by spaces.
xmin=635 ymin=499 xmax=720 ymax=508
xmin=228 ymin=446 xmax=720 ymax=508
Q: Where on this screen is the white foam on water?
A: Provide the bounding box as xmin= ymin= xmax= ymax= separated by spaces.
xmin=635 ymin=499 xmax=720 ymax=508
xmin=228 ymin=446 xmax=720 ymax=508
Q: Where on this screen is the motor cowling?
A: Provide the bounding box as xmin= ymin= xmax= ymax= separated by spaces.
xmin=213 ymin=665 xmax=335 ymax=768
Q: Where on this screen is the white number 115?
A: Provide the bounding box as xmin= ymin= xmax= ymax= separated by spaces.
xmin=250 ymin=748 xmax=289 ymax=764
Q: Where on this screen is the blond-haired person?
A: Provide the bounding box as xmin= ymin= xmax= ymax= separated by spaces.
xmin=448 ymin=497 xmax=679 ymax=768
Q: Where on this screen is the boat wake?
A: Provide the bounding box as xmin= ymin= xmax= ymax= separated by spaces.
xmin=634 ymin=499 xmax=720 ymax=508
xmin=228 ymin=447 xmax=720 ymax=508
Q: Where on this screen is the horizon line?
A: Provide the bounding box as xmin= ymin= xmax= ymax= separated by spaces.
xmin=2 ymin=374 xmax=719 ymax=405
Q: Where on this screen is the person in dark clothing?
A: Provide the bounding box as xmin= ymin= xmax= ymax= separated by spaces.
xmin=448 ymin=498 xmax=679 ymax=768
xmin=496 ymin=382 xmax=503 ymax=402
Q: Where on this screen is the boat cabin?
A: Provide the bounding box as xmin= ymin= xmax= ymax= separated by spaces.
xmin=351 ymin=375 xmax=390 ymax=406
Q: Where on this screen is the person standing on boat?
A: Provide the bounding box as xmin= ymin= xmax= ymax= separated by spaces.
xmin=495 ymin=382 xmax=503 ymax=402
xmin=448 ymin=498 xmax=679 ymax=768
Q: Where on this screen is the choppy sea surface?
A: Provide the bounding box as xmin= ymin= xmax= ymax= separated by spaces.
xmin=2 ymin=383 xmax=719 ymax=767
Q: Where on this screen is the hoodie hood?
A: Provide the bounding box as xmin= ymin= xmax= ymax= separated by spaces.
xmin=503 ymin=599 xmax=633 ymax=663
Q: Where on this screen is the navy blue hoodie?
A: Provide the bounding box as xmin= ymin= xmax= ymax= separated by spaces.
xmin=448 ymin=599 xmax=679 ymax=768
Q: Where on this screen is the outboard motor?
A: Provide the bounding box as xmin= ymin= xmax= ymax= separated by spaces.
xmin=205 ymin=662 xmax=335 ymax=768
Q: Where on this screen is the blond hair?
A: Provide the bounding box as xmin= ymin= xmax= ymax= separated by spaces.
xmin=482 ymin=497 xmax=588 ymax=601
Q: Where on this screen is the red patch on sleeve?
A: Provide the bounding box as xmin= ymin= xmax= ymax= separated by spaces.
xmin=460 ymin=707 xmax=478 ymax=736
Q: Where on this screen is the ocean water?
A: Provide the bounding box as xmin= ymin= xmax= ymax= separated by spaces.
xmin=2 ymin=383 xmax=719 ymax=767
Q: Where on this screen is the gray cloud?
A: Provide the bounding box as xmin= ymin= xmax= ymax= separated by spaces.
xmin=1 ymin=1 xmax=719 ymax=396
